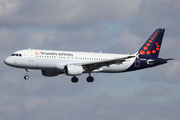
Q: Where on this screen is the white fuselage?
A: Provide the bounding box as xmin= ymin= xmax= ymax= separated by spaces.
xmin=5 ymin=49 xmax=136 ymax=73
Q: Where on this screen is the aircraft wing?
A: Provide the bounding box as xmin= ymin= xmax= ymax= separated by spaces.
xmin=72 ymin=55 xmax=135 ymax=72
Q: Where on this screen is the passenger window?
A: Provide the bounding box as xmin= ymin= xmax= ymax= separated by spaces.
xmin=19 ymin=54 xmax=22 ymax=57
xmin=16 ymin=54 xmax=18 ymax=56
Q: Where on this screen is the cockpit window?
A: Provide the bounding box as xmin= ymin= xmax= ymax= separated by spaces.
xmin=11 ymin=53 xmax=22 ymax=57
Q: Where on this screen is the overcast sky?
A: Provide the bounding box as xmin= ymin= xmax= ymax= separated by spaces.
xmin=0 ymin=0 xmax=180 ymax=120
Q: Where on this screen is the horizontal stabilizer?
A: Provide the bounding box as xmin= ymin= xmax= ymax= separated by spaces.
xmin=147 ymin=58 xmax=175 ymax=65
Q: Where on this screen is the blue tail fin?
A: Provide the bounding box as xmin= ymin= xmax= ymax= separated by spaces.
xmin=138 ymin=28 xmax=165 ymax=58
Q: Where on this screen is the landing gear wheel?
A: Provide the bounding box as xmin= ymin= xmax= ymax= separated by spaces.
xmin=87 ymin=76 xmax=94 ymax=82
xmin=24 ymin=75 xmax=29 ymax=80
xmin=71 ymin=76 xmax=78 ymax=83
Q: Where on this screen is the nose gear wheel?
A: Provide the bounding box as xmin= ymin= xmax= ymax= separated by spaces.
xmin=24 ymin=69 xmax=29 ymax=80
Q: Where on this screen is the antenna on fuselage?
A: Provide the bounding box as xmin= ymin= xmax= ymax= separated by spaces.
xmin=29 ymin=47 xmax=31 ymax=50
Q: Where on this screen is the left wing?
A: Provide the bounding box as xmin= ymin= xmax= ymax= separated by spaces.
xmin=72 ymin=55 xmax=135 ymax=72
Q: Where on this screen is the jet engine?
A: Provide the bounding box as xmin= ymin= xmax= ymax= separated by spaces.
xmin=41 ymin=70 xmax=61 ymax=77
xmin=64 ymin=65 xmax=84 ymax=76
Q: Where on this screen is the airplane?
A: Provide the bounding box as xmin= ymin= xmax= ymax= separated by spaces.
xmin=4 ymin=28 xmax=174 ymax=83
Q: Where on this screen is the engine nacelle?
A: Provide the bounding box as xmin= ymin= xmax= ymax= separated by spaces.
xmin=64 ymin=65 xmax=83 ymax=76
xmin=41 ymin=70 xmax=61 ymax=77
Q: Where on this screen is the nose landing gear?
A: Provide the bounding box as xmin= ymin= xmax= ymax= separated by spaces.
xmin=24 ymin=69 xmax=29 ymax=80
xmin=24 ymin=75 xmax=29 ymax=80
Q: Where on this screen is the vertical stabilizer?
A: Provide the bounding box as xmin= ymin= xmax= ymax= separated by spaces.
xmin=138 ymin=28 xmax=165 ymax=58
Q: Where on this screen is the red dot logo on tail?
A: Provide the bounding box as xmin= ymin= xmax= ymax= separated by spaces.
xmin=140 ymin=50 xmax=145 ymax=55
xmin=151 ymin=38 xmax=154 ymax=40
xmin=146 ymin=43 xmax=150 ymax=46
xmin=143 ymin=46 xmax=148 ymax=50
xmin=146 ymin=51 xmax=151 ymax=55
xmin=152 ymin=50 xmax=156 ymax=53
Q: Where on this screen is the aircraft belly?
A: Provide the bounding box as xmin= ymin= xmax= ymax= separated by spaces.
xmin=37 ymin=59 xmax=55 ymax=69
xmin=17 ymin=58 xmax=56 ymax=69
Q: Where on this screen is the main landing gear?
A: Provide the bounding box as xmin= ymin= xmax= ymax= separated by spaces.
xmin=24 ymin=69 xmax=29 ymax=80
xmin=71 ymin=73 xmax=94 ymax=83
xmin=87 ymin=73 xmax=94 ymax=82
xmin=87 ymin=76 xmax=94 ymax=82
xmin=71 ymin=76 xmax=78 ymax=83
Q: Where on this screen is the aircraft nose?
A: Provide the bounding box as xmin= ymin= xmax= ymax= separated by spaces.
xmin=4 ymin=57 xmax=12 ymax=66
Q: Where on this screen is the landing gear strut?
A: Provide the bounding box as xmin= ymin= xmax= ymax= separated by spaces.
xmin=71 ymin=76 xmax=94 ymax=83
xmin=86 ymin=72 xmax=94 ymax=82
xmin=24 ymin=69 xmax=29 ymax=80
xmin=70 ymin=73 xmax=94 ymax=83
xmin=71 ymin=76 xmax=78 ymax=83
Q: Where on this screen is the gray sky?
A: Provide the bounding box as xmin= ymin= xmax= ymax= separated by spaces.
xmin=0 ymin=0 xmax=180 ymax=120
